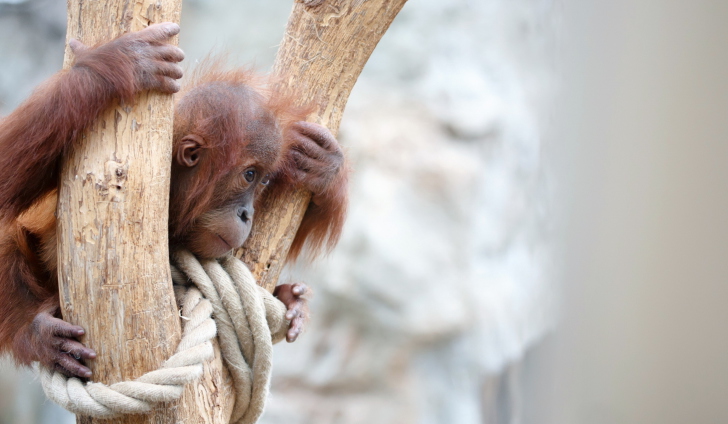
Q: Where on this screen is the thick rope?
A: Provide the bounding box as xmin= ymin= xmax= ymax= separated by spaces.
xmin=39 ymin=250 xmax=289 ymax=423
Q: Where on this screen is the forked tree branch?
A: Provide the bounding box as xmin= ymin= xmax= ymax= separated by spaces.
xmin=58 ymin=1 xmax=407 ymax=421
xmin=239 ymin=0 xmax=409 ymax=292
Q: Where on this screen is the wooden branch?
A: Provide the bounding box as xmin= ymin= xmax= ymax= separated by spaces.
xmin=238 ymin=0 xmax=409 ymax=292
xmin=57 ymin=0 xmax=406 ymax=421
xmin=58 ymin=2 xmax=233 ymax=423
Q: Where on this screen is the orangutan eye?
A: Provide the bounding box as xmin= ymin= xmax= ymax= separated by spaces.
xmin=261 ymin=175 xmax=271 ymax=186
xmin=244 ymin=169 xmax=256 ymax=183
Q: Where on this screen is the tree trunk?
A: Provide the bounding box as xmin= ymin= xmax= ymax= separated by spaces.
xmin=238 ymin=0 xmax=409 ymax=292
xmin=58 ymin=0 xmax=406 ymax=422
xmin=58 ymin=1 xmax=234 ymax=423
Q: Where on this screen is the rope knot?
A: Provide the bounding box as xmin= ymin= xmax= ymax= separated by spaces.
xmin=39 ymin=250 xmax=289 ymax=424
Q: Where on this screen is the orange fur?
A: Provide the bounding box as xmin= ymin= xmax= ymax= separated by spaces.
xmin=0 ymin=54 xmax=347 ymax=369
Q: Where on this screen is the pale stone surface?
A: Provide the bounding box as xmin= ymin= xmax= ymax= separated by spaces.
xmin=264 ymin=1 xmax=557 ymax=422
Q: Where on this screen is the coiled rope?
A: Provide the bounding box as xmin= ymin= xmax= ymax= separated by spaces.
xmin=39 ymin=250 xmax=289 ymax=423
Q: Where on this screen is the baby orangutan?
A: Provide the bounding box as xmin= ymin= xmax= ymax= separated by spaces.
xmin=0 ymin=23 xmax=347 ymax=379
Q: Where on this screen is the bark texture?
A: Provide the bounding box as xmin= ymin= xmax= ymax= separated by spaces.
xmin=58 ymin=2 xmax=235 ymax=423
xmin=238 ymin=0 xmax=409 ymax=292
xmin=58 ymin=0 xmax=406 ymax=422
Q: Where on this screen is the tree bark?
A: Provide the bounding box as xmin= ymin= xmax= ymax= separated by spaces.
xmin=238 ymin=0 xmax=409 ymax=292
xmin=58 ymin=1 xmax=234 ymax=423
xmin=58 ymin=0 xmax=406 ymax=422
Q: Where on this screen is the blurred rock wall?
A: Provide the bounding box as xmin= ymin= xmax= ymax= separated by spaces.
xmin=267 ymin=1 xmax=556 ymax=423
xmin=0 ymin=0 xmax=556 ymax=423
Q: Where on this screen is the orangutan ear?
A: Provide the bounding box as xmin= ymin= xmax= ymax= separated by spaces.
xmin=176 ymin=135 xmax=205 ymax=168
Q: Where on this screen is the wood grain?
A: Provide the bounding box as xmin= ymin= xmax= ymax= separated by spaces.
xmin=58 ymin=0 xmax=407 ymax=421
xmin=58 ymin=1 xmax=234 ymax=422
xmin=238 ymin=0 xmax=409 ymax=292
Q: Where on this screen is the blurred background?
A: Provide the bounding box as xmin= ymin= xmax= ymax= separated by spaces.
xmin=1 ymin=0 xmax=727 ymax=423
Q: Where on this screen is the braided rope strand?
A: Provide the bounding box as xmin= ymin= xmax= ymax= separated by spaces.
xmin=38 ymin=251 xmax=288 ymax=423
